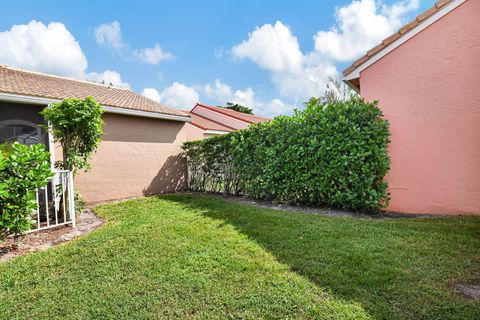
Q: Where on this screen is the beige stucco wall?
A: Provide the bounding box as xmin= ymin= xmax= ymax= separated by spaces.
xmin=184 ymin=122 xmax=205 ymax=141
xmin=75 ymin=113 xmax=191 ymax=203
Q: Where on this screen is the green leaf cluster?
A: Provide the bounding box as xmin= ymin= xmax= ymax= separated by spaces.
xmin=183 ymin=97 xmax=391 ymax=213
xmin=41 ymin=96 xmax=104 ymax=173
xmin=0 ymin=143 xmax=53 ymax=239
xmin=224 ymin=102 xmax=254 ymax=114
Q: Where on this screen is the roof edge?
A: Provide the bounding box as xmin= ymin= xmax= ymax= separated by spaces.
xmin=342 ymin=0 xmax=464 ymax=86
xmin=0 ymin=65 xmax=130 ymax=90
xmin=0 ymin=91 xmax=191 ymax=122
xmin=194 ymin=102 xmax=270 ymax=124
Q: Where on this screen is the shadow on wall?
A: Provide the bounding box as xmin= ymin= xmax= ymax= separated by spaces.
xmin=143 ymin=154 xmax=188 ymax=196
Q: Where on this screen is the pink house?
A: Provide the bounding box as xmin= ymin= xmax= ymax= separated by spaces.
xmin=343 ymin=0 xmax=480 ymax=215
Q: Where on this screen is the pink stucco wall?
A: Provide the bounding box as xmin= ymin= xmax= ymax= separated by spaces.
xmin=360 ymin=0 xmax=480 ymax=214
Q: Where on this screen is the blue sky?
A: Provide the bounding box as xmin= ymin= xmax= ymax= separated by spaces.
xmin=1 ymin=0 xmax=434 ymax=116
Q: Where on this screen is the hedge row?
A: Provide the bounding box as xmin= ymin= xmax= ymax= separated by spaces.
xmin=182 ymin=97 xmax=391 ymax=212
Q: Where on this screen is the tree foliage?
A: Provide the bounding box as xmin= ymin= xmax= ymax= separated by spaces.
xmin=0 ymin=143 xmax=52 ymax=240
xmin=223 ymin=102 xmax=254 ymax=114
xmin=183 ymin=97 xmax=391 ymax=213
xmin=41 ymin=97 xmax=104 ymax=173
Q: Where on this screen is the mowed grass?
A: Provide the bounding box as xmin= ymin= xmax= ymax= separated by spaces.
xmin=0 ymin=195 xmax=479 ymax=319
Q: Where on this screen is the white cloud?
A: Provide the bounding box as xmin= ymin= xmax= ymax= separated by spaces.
xmin=231 ymin=21 xmax=336 ymax=101
xmin=94 ymin=21 xmax=125 ymax=51
xmin=86 ymin=70 xmax=130 ymax=88
xmin=133 ymin=43 xmax=174 ymax=65
xmin=144 ymin=79 xmax=290 ymax=116
xmin=313 ymin=0 xmax=419 ymax=61
xmin=203 ymin=79 xmax=291 ymax=116
xmin=0 ymin=20 xmax=129 ymax=88
xmin=231 ymin=0 xmax=418 ymax=102
xmin=141 ymin=88 xmax=162 ymax=101
xmin=142 ymin=82 xmax=199 ymax=109
xmin=0 ymin=20 xmax=88 ymax=78
xmin=232 ymin=21 xmax=303 ymax=73
xmin=94 ymin=21 xmax=174 ymax=66
xmin=271 ymin=53 xmax=338 ymax=100
xmin=204 ymin=79 xmax=233 ymax=101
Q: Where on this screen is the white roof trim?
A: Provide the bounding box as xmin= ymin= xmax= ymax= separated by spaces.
xmin=204 ymin=129 xmax=230 ymax=135
xmin=0 ymin=92 xmax=191 ymax=122
xmin=343 ymin=0 xmax=465 ymax=81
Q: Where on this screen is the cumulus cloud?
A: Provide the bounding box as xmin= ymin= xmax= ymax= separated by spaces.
xmin=232 ymin=21 xmax=303 ymax=73
xmin=231 ymin=0 xmax=419 ymax=102
xmin=271 ymin=53 xmax=338 ymax=100
xmin=94 ymin=21 xmax=125 ymax=51
xmin=141 ymin=87 xmax=161 ymax=102
xmin=203 ymin=79 xmax=291 ymax=116
xmin=0 ymin=20 xmax=88 ymax=78
xmin=231 ymin=21 xmax=336 ymax=101
xmin=86 ymin=70 xmax=130 ymax=88
xmin=133 ymin=44 xmax=174 ymax=65
xmin=143 ymin=79 xmax=290 ymax=116
xmin=142 ymin=83 xmax=199 ymax=109
xmin=0 ymin=20 xmax=129 ymax=87
xmin=94 ymin=21 xmax=174 ymax=66
xmin=313 ymin=0 xmax=419 ymax=61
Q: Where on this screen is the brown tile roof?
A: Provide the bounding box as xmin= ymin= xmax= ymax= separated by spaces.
xmin=194 ymin=103 xmax=270 ymax=124
xmin=189 ymin=113 xmax=235 ymax=132
xmin=0 ymin=65 xmax=188 ymax=118
xmin=343 ymin=0 xmax=455 ymax=76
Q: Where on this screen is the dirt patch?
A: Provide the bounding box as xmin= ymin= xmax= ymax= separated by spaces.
xmin=452 ymin=283 xmax=480 ymax=300
xmin=0 ymin=210 xmax=103 ymax=262
xmin=185 ymin=192 xmax=442 ymax=219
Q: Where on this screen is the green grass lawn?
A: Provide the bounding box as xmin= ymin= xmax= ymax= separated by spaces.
xmin=0 ymin=194 xmax=479 ymax=319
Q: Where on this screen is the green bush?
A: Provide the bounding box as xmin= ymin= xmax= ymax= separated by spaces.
xmin=183 ymin=97 xmax=390 ymax=212
xmin=41 ymin=96 xmax=104 ymax=173
xmin=0 ymin=143 xmax=52 ymax=240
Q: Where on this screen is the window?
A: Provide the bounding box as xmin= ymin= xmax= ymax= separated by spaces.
xmin=0 ymin=120 xmax=44 ymax=145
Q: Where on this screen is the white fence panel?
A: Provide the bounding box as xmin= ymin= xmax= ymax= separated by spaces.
xmin=28 ymin=170 xmax=75 ymax=233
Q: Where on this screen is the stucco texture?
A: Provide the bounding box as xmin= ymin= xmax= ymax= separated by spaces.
xmin=360 ymin=0 xmax=480 ymax=214
xmin=75 ymin=114 xmax=190 ymax=202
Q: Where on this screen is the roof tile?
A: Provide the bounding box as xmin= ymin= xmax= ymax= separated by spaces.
xmin=0 ymin=65 xmax=188 ymax=118
xmin=193 ymin=103 xmax=270 ymax=124
xmin=382 ymin=32 xmax=402 ymax=46
xmin=436 ymin=0 xmax=452 ymax=8
xmin=417 ymin=6 xmax=438 ymax=22
xmin=367 ymin=43 xmax=384 ymax=57
xmin=399 ymin=20 xmax=419 ymax=34
xmin=189 ymin=113 xmax=235 ymax=132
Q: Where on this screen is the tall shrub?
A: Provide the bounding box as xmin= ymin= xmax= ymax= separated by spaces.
xmin=183 ymin=97 xmax=390 ymax=212
xmin=41 ymin=96 xmax=104 ymax=173
xmin=0 ymin=143 xmax=52 ymax=240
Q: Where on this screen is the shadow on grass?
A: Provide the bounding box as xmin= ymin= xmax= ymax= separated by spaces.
xmin=161 ymin=194 xmax=480 ymax=320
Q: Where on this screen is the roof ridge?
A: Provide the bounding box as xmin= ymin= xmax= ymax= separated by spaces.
xmin=0 ymin=65 xmax=130 ymax=90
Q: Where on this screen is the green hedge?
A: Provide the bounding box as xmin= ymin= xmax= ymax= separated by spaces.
xmin=183 ymin=97 xmax=391 ymax=212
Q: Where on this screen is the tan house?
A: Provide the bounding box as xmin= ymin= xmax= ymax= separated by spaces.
xmin=186 ymin=103 xmax=270 ymax=139
xmin=0 ymin=65 xmax=193 ymax=203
